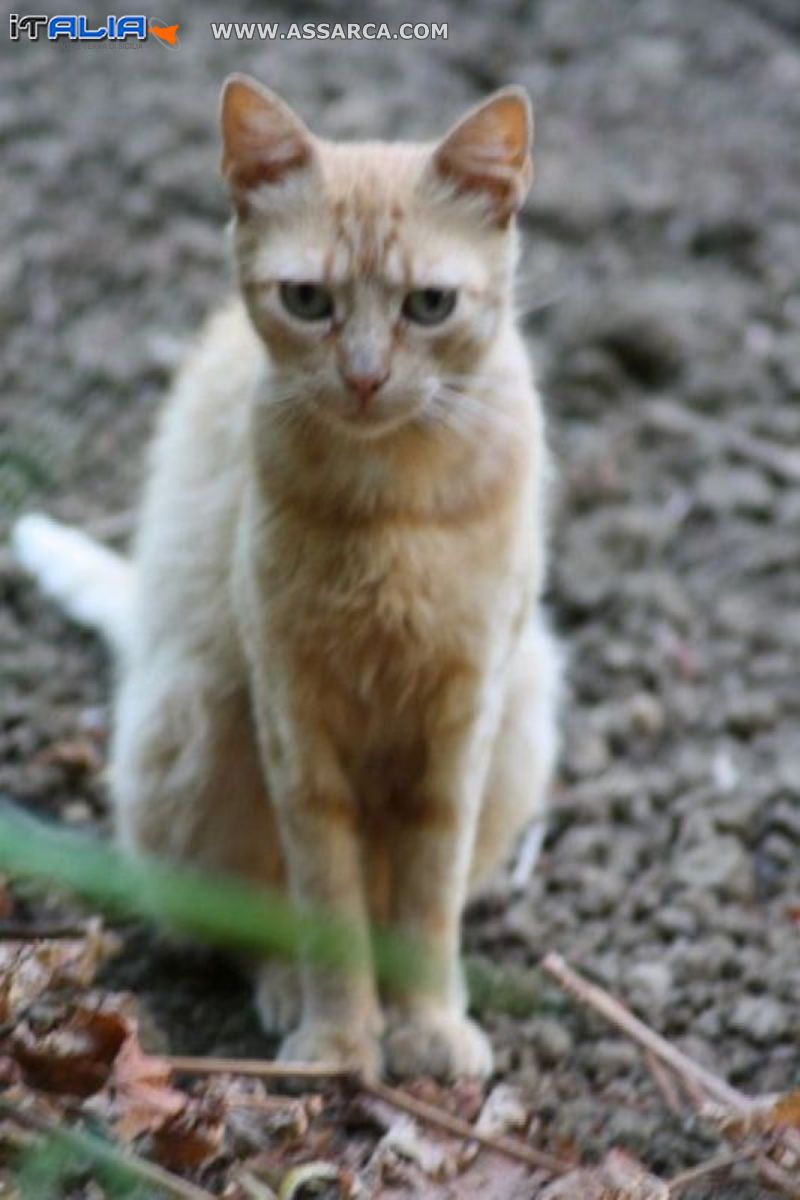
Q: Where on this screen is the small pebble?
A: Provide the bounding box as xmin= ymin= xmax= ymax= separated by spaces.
xmin=527 ymin=1018 xmax=574 ymax=1066
xmin=673 ymin=836 xmax=753 ymax=898
xmin=728 ymin=995 xmax=789 ymax=1044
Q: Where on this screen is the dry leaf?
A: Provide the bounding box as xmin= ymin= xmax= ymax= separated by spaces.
xmin=226 ymin=1087 xmax=317 ymax=1153
xmin=86 ymin=1025 xmax=187 ymax=1140
xmin=11 ymin=999 xmax=132 ymax=1095
xmin=149 ymin=1096 xmax=226 ymax=1171
xmin=772 ymin=1092 xmax=800 ymax=1131
xmin=37 ymin=738 xmax=103 ymax=777
xmin=540 ymin=1149 xmax=669 ymax=1200
xmin=454 ymin=1083 xmax=532 ymax=1171
xmin=706 ymin=1091 xmax=800 ymax=1140
xmin=373 ymin=1113 xmax=458 ymax=1179
xmin=0 ymin=922 xmax=117 ymax=1021
xmin=474 ymin=1084 xmax=529 ymax=1139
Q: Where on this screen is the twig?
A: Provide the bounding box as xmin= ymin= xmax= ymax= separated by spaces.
xmin=644 ymin=1050 xmax=683 ymax=1115
xmin=361 ymin=1076 xmax=570 ymax=1174
xmin=758 ymin=1156 xmax=800 ymax=1196
xmin=666 ymin=1147 xmax=756 ymax=1195
xmin=163 ymin=1054 xmax=571 ymax=1174
xmin=0 ymin=921 xmax=95 ymax=941
xmin=542 ymin=953 xmax=750 ymax=1112
xmin=543 ymin=954 xmax=800 ymax=1196
xmin=165 ymin=1055 xmax=351 ymax=1082
xmin=0 ymin=1097 xmax=213 ymax=1200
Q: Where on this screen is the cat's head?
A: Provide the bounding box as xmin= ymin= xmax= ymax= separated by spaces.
xmin=220 ymin=76 xmax=533 ymax=440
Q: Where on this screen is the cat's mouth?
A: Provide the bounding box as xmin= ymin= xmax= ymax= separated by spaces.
xmin=308 ymin=391 xmax=429 ymax=440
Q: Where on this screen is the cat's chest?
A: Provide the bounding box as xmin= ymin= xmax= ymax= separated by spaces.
xmin=257 ymin=513 xmax=521 ymax=690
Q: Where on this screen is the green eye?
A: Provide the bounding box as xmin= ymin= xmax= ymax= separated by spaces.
xmin=402 ymin=288 xmax=457 ymax=326
xmin=279 ymin=281 xmax=334 ymax=321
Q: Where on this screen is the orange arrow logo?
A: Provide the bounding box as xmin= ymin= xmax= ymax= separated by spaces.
xmin=149 ymin=19 xmax=180 ymax=46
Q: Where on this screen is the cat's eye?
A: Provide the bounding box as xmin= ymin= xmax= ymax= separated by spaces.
xmin=279 ymin=281 xmax=334 ymax=322
xmin=402 ymin=288 xmax=457 ymax=326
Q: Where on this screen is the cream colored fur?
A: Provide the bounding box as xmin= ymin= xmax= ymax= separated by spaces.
xmin=14 ymin=79 xmax=561 ymax=1081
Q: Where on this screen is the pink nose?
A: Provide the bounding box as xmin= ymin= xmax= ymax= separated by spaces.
xmin=343 ymin=370 xmax=389 ymax=410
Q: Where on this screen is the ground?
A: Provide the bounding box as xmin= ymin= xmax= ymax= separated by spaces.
xmin=1 ymin=0 xmax=798 ymax=1195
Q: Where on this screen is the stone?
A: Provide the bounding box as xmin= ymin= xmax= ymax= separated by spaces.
xmin=629 ymin=960 xmax=673 ymax=1003
xmin=526 ymin=1018 xmax=574 ymax=1066
xmin=728 ymin=996 xmax=789 ymax=1044
xmin=673 ymin=836 xmax=753 ymax=898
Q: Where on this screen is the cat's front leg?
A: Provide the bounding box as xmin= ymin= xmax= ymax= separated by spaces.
xmin=383 ymin=679 xmax=502 ymax=1082
xmin=248 ymin=676 xmax=383 ymax=1075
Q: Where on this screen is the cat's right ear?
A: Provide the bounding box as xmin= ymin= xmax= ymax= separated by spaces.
xmin=220 ymin=75 xmax=314 ymax=213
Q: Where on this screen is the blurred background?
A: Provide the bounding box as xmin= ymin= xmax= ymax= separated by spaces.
xmin=1 ymin=0 xmax=799 ymax=1183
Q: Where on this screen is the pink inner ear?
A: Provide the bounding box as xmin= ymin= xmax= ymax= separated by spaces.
xmin=227 ymin=131 xmax=311 ymax=191
xmin=221 ymin=80 xmax=313 ymax=194
xmin=433 ymin=94 xmax=532 ymax=222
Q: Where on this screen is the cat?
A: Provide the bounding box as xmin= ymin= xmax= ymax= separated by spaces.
xmin=13 ymin=75 xmax=562 ymax=1081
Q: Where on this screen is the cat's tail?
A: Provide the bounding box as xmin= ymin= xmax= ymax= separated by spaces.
xmin=12 ymin=513 xmax=133 ymax=654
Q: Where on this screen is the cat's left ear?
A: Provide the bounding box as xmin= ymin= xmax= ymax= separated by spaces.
xmin=431 ymin=88 xmax=533 ymax=225
xmin=220 ymin=74 xmax=315 ymax=213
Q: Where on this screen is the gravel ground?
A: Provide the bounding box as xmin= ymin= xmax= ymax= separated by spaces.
xmin=1 ymin=0 xmax=798 ymax=1192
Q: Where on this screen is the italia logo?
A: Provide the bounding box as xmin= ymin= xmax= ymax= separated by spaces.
xmin=8 ymin=14 xmax=180 ymax=47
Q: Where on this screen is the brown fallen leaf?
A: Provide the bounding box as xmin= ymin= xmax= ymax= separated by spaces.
xmin=459 ymin=1083 xmax=531 ymax=1168
xmin=773 ymin=1092 xmax=800 ymax=1131
xmin=8 ymin=988 xmax=227 ymax=1170
xmin=705 ymin=1091 xmax=800 ymax=1139
xmin=226 ymin=1085 xmax=321 ymax=1154
xmin=0 ymin=921 xmax=118 ymax=1022
xmin=10 ymin=997 xmax=133 ymax=1096
xmin=36 ymin=737 xmax=103 ymax=777
xmin=85 ymin=1020 xmax=188 ymax=1141
xmin=371 ymin=1113 xmax=459 ymax=1180
xmin=149 ymin=1096 xmax=226 ymax=1172
xmin=540 ymin=1149 xmax=669 ymax=1200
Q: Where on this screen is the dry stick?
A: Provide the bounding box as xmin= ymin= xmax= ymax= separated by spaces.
xmin=0 ymin=1097 xmax=214 ymax=1200
xmin=361 ymin=1076 xmax=570 ymax=1175
xmin=166 ymin=1055 xmax=351 ymax=1083
xmin=666 ymin=1147 xmax=757 ymax=1195
xmin=0 ymin=921 xmax=96 ymax=941
xmin=644 ymin=1049 xmax=683 ymax=1115
xmin=164 ymin=1055 xmax=571 ymax=1175
xmin=759 ymin=1157 xmax=800 ymax=1196
xmin=542 ymin=953 xmax=750 ymax=1112
xmin=543 ymin=954 xmax=800 ymax=1196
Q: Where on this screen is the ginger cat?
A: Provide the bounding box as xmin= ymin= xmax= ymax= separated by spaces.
xmin=14 ymin=76 xmax=561 ymax=1080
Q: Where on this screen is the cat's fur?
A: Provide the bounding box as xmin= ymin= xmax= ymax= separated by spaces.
xmin=14 ymin=77 xmax=561 ymax=1080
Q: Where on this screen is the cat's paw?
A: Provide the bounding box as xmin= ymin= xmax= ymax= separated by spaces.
xmin=278 ymin=1021 xmax=383 ymax=1078
xmin=254 ymin=961 xmax=301 ymax=1035
xmin=384 ymin=1012 xmax=493 ymax=1082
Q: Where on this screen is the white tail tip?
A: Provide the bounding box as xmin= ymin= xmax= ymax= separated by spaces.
xmin=12 ymin=512 xmax=132 ymax=651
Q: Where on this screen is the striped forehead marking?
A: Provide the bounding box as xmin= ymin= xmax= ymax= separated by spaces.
xmin=328 ymin=190 xmax=410 ymax=280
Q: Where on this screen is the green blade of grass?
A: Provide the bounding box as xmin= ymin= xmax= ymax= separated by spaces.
xmin=0 ymin=800 xmax=434 ymax=991
xmin=1 ymin=1097 xmax=208 ymax=1199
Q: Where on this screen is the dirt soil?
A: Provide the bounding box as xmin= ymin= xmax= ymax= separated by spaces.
xmin=1 ymin=0 xmax=799 ymax=1194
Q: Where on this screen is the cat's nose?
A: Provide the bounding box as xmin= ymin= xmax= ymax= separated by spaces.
xmin=343 ymin=369 xmax=390 ymax=410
